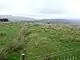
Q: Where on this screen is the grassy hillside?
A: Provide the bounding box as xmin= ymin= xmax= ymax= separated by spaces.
xmin=0 ymin=23 xmax=80 ymax=60
xmin=0 ymin=23 xmax=22 ymax=60
xmin=23 ymin=24 xmax=80 ymax=60
xmin=0 ymin=23 xmax=21 ymax=48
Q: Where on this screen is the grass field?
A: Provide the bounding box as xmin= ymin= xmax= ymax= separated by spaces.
xmin=0 ymin=23 xmax=22 ymax=60
xmin=0 ymin=23 xmax=80 ymax=60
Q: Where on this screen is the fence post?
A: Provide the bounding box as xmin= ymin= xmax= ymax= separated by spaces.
xmin=20 ymin=53 xmax=26 ymax=60
xmin=72 ymin=56 xmax=74 ymax=60
xmin=70 ymin=56 xmax=71 ymax=60
xmin=63 ymin=56 xmax=65 ymax=60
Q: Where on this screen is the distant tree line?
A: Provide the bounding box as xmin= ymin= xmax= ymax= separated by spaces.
xmin=0 ymin=18 xmax=9 ymax=22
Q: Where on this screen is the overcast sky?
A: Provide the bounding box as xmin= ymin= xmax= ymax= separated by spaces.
xmin=0 ymin=0 xmax=80 ymax=19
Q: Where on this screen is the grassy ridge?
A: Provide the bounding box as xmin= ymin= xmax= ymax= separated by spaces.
xmin=0 ymin=23 xmax=21 ymax=48
xmin=24 ymin=24 xmax=80 ymax=60
xmin=0 ymin=23 xmax=21 ymax=60
xmin=0 ymin=23 xmax=80 ymax=60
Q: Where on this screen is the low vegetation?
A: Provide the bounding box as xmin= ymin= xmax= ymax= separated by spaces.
xmin=0 ymin=23 xmax=80 ymax=60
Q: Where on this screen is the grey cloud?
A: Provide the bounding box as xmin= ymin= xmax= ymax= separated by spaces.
xmin=39 ymin=8 xmax=64 ymax=14
xmin=38 ymin=0 xmax=65 ymax=14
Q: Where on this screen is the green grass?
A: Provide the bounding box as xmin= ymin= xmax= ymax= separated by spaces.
xmin=0 ymin=23 xmax=80 ymax=60
xmin=0 ymin=23 xmax=21 ymax=60
xmin=0 ymin=23 xmax=21 ymax=47
xmin=24 ymin=24 xmax=80 ymax=60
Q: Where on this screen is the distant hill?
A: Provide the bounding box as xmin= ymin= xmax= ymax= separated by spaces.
xmin=35 ymin=19 xmax=70 ymax=24
xmin=0 ymin=15 xmax=80 ymax=24
xmin=69 ymin=19 xmax=80 ymax=24
xmin=0 ymin=15 xmax=35 ymax=22
xmin=35 ymin=19 xmax=80 ymax=24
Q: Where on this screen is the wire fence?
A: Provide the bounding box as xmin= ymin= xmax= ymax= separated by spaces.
xmin=21 ymin=54 xmax=80 ymax=60
xmin=20 ymin=47 xmax=80 ymax=60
